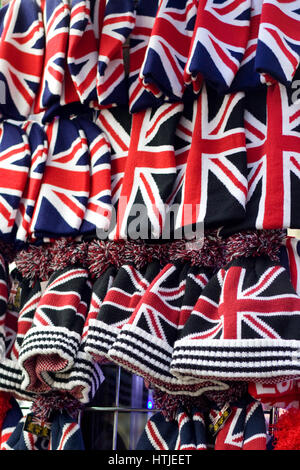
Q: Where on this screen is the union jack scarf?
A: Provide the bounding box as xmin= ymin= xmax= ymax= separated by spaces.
xmin=108 ymin=262 xmax=228 ymax=395
xmin=0 ymin=397 xmax=23 ymax=450
xmin=139 ymin=0 xmax=198 ymax=102
xmin=128 ymin=0 xmax=162 ymax=113
xmin=0 ymin=0 xmax=44 ymax=120
xmin=136 ymin=394 xmax=267 ymax=450
xmin=13 ymin=120 xmax=48 ymax=244
xmin=96 ymin=0 xmax=135 ymax=108
xmin=183 ymin=0 xmax=251 ymax=94
xmin=223 ymin=70 xmax=300 ymax=235
xmin=171 ymin=255 xmax=300 ymax=384
xmin=29 ymin=116 xmax=90 ymax=239
xmin=0 ymin=120 xmax=31 ymax=241
xmin=111 ymin=102 xmax=183 ymax=240
xmin=255 ymin=0 xmax=300 ymax=87
xmin=171 ymin=83 xmax=247 ymax=233
xmin=18 ymin=266 xmax=92 ymax=394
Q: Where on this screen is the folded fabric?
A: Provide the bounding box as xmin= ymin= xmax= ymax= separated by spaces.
xmin=255 ymin=0 xmax=300 ymax=86
xmin=171 ymin=255 xmax=300 ymax=384
xmin=0 ymin=0 xmax=44 ymax=120
xmin=128 ymin=0 xmax=162 ymax=113
xmin=111 ymin=102 xmax=183 ymax=240
xmin=222 ymin=68 xmax=300 ymax=235
xmin=172 ymin=83 xmax=248 ymax=233
xmin=33 ymin=0 xmax=81 ymax=118
xmin=136 ymin=393 xmax=267 ymax=450
xmin=183 ymin=0 xmax=251 ymax=94
xmin=0 ymin=254 xmax=8 ymax=360
xmin=96 ymin=0 xmax=135 ymax=108
xmin=84 ymin=261 xmax=161 ymax=363
xmin=13 ymin=120 xmax=48 ymax=243
xmin=108 ymin=262 xmax=228 ymax=395
xmin=67 ymin=0 xmax=104 ymax=107
xmin=0 ymin=120 xmax=31 ymax=241
xmin=139 ymin=0 xmax=198 ymax=103
xmin=29 ymin=117 xmax=90 ymax=239
xmin=18 ymin=266 xmax=92 ymax=393
xmin=74 ymin=115 xmax=112 ymax=234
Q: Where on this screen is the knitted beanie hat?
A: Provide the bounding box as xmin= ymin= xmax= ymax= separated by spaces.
xmin=0 ymin=120 xmax=31 ymax=240
xmin=0 ymin=0 xmax=44 ymax=120
xmin=170 ymin=255 xmax=300 ymax=384
xmin=18 ymin=266 xmax=92 ymax=394
xmin=14 ymin=120 xmax=48 ymax=244
xmin=30 ymin=117 xmax=90 ymax=239
xmin=85 ymin=261 xmax=161 ymax=363
xmin=0 ymin=397 xmax=23 ymax=450
xmin=108 ymin=262 xmax=228 ymax=395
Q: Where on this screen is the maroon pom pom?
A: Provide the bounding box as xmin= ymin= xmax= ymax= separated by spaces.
xmin=49 ymin=238 xmax=88 ymax=272
xmin=15 ymin=244 xmax=52 ymax=281
xmin=31 ymin=391 xmax=84 ymax=422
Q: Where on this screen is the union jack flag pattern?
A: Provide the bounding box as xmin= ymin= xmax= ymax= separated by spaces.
xmin=170 ymin=256 xmax=300 ymax=384
xmin=13 ymin=120 xmax=48 ymax=243
xmin=108 ymin=263 xmax=228 ymax=395
xmin=85 ymin=261 xmax=161 ymax=363
xmin=0 ymin=254 xmax=8 ymax=359
xmin=33 ymin=0 xmax=72 ymax=116
xmin=75 ymin=115 xmax=112 ymax=234
xmin=67 ymin=0 xmax=105 ymax=107
xmin=213 ymin=395 xmax=267 ymax=450
xmin=139 ymin=0 xmax=198 ymax=102
xmin=2 ymin=414 xmax=49 ymax=450
xmin=173 ymin=84 xmax=247 ymax=233
xmin=96 ymin=0 xmax=135 ymax=108
xmin=111 ymin=103 xmax=183 ymax=240
xmin=0 ymin=397 xmax=23 ymax=450
xmin=136 ymin=408 xmax=207 ymax=450
xmin=0 ymin=121 xmax=31 ymax=241
xmin=29 ymin=117 xmax=90 ymax=239
xmin=255 ymin=0 xmax=300 ymax=86
xmin=0 ymin=0 xmax=44 ymax=120
xmin=183 ymin=0 xmax=251 ymax=93
xmin=95 ymin=107 xmax=132 ymax=236
xmin=18 ymin=267 xmax=92 ymax=394
xmin=227 ymin=72 xmax=300 ymax=234
xmin=128 ymin=0 xmax=161 ymax=113
xmin=49 ymin=411 xmax=85 ymax=450
xmin=279 ymin=236 xmax=300 ymax=295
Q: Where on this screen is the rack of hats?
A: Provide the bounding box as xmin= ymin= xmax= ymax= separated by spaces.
xmin=1 ymin=0 xmax=300 ymax=451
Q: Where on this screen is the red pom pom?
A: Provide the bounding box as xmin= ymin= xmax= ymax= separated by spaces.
xmin=273 ymin=408 xmax=300 ymax=450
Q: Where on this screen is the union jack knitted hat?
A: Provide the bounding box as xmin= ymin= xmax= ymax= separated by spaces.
xmin=136 ymin=393 xmax=267 ymax=450
xmin=85 ymin=261 xmax=161 ymax=364
xmin=170 ymin=255 xmax=300 ymax=384
xmin=18 ymin=266 xmax=92 ymax=394
xmin=108 ymin=262 xmax=228 ymax=395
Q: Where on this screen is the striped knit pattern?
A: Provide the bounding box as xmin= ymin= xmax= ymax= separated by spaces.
xmin=171 ymin=256 xmax=300 ymax=383
xmin=19 ymin=266 xmax=91 ymax=394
